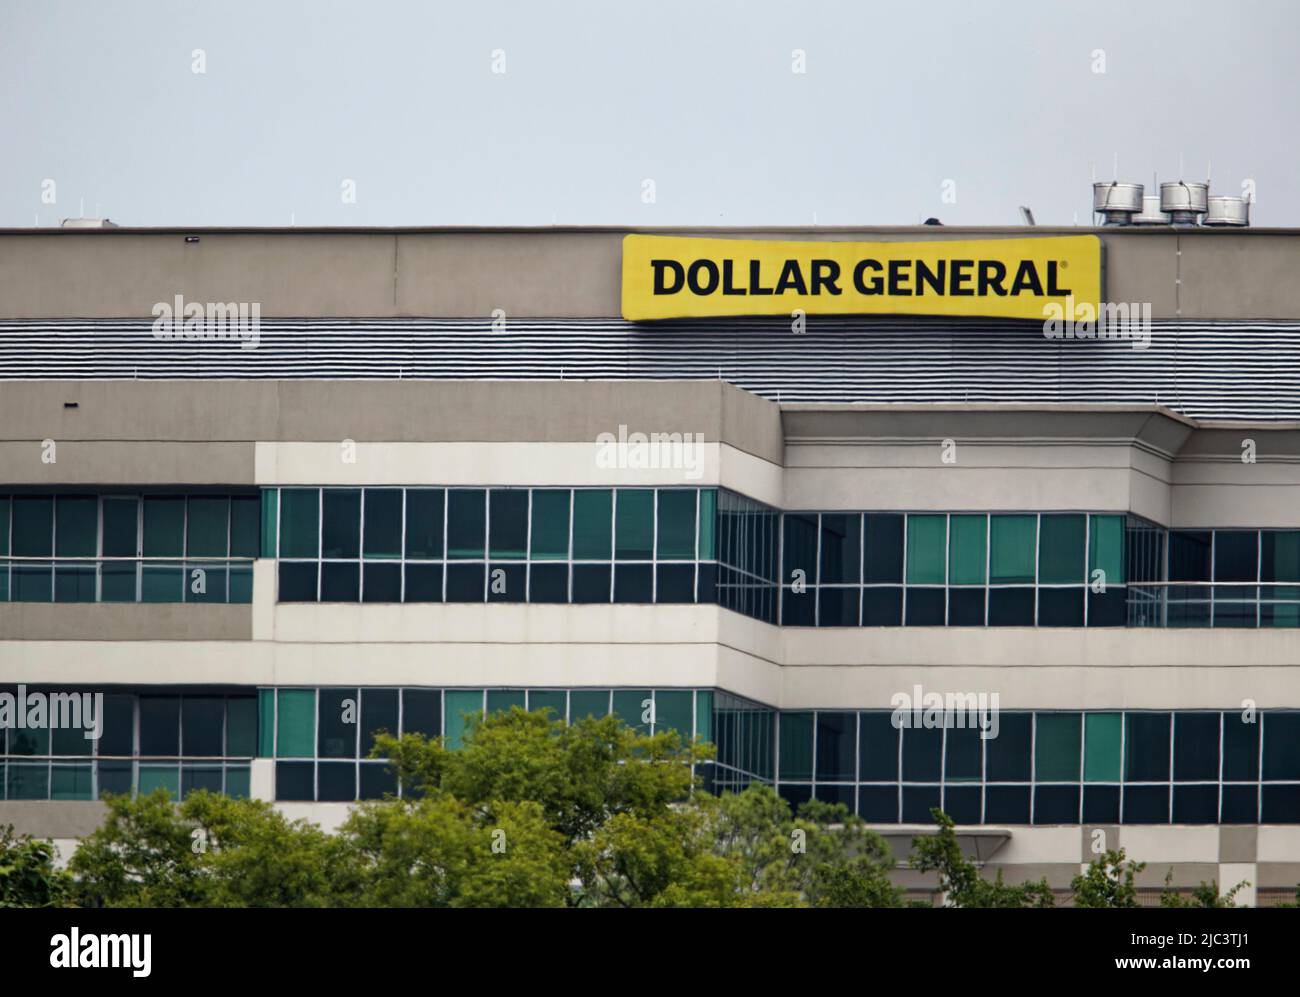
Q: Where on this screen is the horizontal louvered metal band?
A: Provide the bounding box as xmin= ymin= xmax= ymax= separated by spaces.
xmin=1 ymin=317 xmax=1297 ymax=421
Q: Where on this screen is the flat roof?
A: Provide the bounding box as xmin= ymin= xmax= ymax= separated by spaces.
xmin=3 ymin=225 xmax=1299 ymax=236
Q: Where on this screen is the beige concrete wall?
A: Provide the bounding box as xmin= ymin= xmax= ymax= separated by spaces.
xmin=253 ymin=440 xmax=780 ymax=494
xmin=0 ymin=441 xmax=255 ymax=486
xmin=6 ymin=602 xmax=1300 ymax=708
xmin=0 ymin=603 xmax=251 ymax=641
xmin=0 ymin=800 xmax=107 ymax=838
xmin=3 ymin=227 xmax=1300 ymax=320
xmin=0 ymin=379 xmax=784 ymax=469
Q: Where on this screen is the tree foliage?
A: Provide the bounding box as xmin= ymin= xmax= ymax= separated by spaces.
xmin=911 ymin=809 xmax=1055 ymax=908
xmin=1071 ymin=849 xmax=1144 ymax=908
xmin=0 ymin=824 xmax=75 ymax=908
xmin=1159 ymin=870 xmax=1248 ymax=909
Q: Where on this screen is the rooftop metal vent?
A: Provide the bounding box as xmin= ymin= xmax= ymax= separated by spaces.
xmin=1159 ymin=181 xmax=1209 ymax=225
xmin=1131 ymin=195 xmax=1172 ymax=225
xmin=1092 ymin=182 xmax=1144 ymax=225
xmin=1204 ymin=195 xmax=1250 ymax=227
xmin=58 ymin=217 xmax=118 ymax=228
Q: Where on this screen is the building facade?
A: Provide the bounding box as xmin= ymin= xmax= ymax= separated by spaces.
xmin=2 ymin=225 xmax=1300 ymax=904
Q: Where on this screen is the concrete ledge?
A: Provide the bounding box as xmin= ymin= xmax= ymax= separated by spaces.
xmin=0 ymin=602 xmax=252 ymax=641
xmin=0 ymin=800 xmax=106 ymax=838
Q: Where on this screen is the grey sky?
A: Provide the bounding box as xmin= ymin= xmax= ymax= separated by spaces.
xmin=2 ymin=0 xmax=1295 ymax=228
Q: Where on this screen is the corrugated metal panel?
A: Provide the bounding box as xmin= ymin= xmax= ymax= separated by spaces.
xmin=1 ymin=317 xmax=1297 ymax=421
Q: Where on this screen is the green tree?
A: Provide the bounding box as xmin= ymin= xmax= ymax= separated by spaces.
xmin=1159 ymin=870 xmax=1248 ymax=908
xmin=0 ymin=825 xmax=75 ymax=908
xmin=372 ymin=706 xmax=716 ymax=906
xmin=342 ymin=795 xmax=569 ymax=907
xmin=182 ymin=792 xmax=352 ymax=907
xmin=911 ymin=809 xmax=1055 ymax=908
xmin=71 ymin=789 xmax=208 ymax=907
xmin=575 ymin=803 xmax=768 ymax=907
xmin=1071 ymin=849 xmax=1144 ymax=908
xmin=390 ymin=707 xmax=709 ymax=844
xmin=373 ymin=711 xmax=897 ymax=907
xmin=71 ymin=789 xmax=346 ymax=908
xmin=707 ymin=786 xmax=902 ymax=907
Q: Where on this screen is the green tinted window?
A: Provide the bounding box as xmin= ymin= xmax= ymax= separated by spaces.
xmin=321 ymin=490 xmax=360 ymax=558
xmin=259 ymin=490 xmax=278 ymax=558
xmin=139 ymin=766 xmax=180 ymax=798
xmin=1034 ymin=713 xmax=1081 ymax=781
xmin=698 ymin=491 xmax=716 ymax=560
xmin=51 ymin=765 xmax=93 ymax=801
xmin=141 ymin=565 xmax=183 ymax=602
xmin=1089 ymin=515 xmax=1125 ymax=585
xmin=279 ymin=489 xmax=319 ymax=558
xmin=527 ymin=690 xmax=567 ymax=720
xmin=142 ymin=497 xmax=184 ymax=557
xmin=573 ymin=491 xmax=612 ymax=559
xmin=488 ymin=490 xmax=528 ymax=559
xmin=612 ymin=690 xmax=652 ymax=735
xmin=530 ymin=490 xmax=570 ymax=560
xmin=226 ymin=765 xmax=251 ymax=799
xmin=990 ymin=515 xmax=1036 ymax=584
xmin=363 ymin=489 xmax=402 ymax=559
xmin=1039 ymin=514 xmax=1086 ymax=584
xmin=0 ymin=497 xmax=8 ymax=555
xmin=227 ymin=697 xmax=258 ymax=757
xmin=8 ymin=764 xmax=49 ymax=800
xmin=446 ymin=490 xmax=485 ymax=559
xmin=1262 ymin=530 xmax=1300 ymax=583
xmin=186 ymin=497 xmax=229 ymax=557
xmin=654 ymin=690 xmax=694 ymax=739
xmin=779 ymin=712 xmax=814 ymax=781
xmin=10 ymin=720 xmax=50 ymax=755
xmin=258 ymin=689 xmax=275 ymax=757
xmin=55 ymin=496 xmax=97 ymax=557
xmin=1084 ymin=712 xmax=1122 ymax=781
xmin=656 ymin=491 xmax=696 ymax=560
xmin=906 ymin=515 xmax=946 ymax=585
xmin=615 ymin=490 xmax=654 ymax=560
xmin=948 ymin=515 xmax=987 ymax=586
xmin=404 ymin=489 xmax=444 ymax=559
xmin=444 ymin=690 xmax=483 ymax=749
xmin=230 ymin=496 xmax=259 ymax=558
xmin=695 ymin=690 xmax=713 ymax=743
xmin=486 ymin=689 xmax=526 ymax=715
xmin=569 ymin=690 xmax=609 ymax=721
xmin=12 ymin=497 xmax=53 ymax=557
xmin=275 ymin=689 xmax=316 ymax=758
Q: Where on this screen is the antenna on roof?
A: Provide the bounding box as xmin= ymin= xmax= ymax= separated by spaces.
xmin=1018 ymin=207 xmax=1036 ymax=226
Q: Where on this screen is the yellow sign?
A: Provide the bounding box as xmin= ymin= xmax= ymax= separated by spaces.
xmin=621 ymin=234 xmax=1101 ymax=321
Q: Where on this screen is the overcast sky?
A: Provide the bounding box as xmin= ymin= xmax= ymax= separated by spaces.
xmin=2 ymin=0 xmax=1295 ymax=228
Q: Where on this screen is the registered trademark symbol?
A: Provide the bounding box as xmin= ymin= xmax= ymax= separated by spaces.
xmin=1059 ymin=260 xmax=1068 ymax=268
